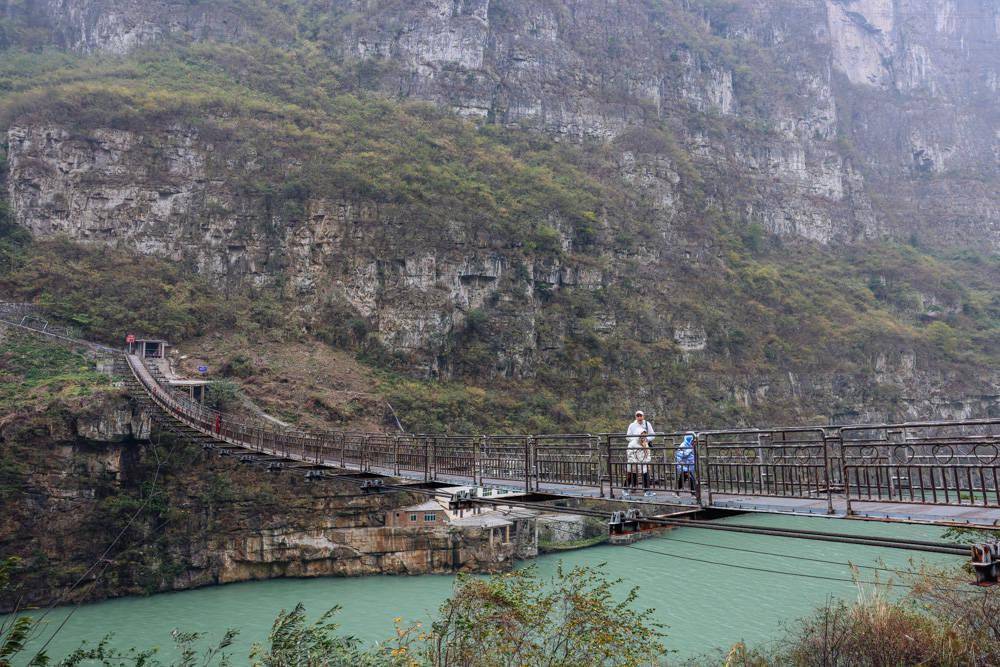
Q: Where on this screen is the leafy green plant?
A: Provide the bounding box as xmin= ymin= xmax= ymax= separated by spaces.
xmin=418 ymin=563 xmax=665 ymax=667
xmin=56 ymin=629 xmax=237 ymax=667
xmin=204 ymin=381 xmax=241 ymax=412
xmin=249 ymin=604 xmax=377 ymax=667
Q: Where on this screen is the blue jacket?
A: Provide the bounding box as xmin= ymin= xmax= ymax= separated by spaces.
xmin=675 ymin=434 xmax=695 ymax=473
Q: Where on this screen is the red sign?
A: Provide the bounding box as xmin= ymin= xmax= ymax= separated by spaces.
xmin=125 ymin=334 xmax=135 ymax=344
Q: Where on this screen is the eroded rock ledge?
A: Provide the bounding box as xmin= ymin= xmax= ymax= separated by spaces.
xmin=0 ymin=391 xmax=524 ymax=612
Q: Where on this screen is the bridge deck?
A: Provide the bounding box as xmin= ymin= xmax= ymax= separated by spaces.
xmin=323 ymin=456 xmax=1000 ymax=527
xmin=8 ymin=319 xmax=995 ymax=532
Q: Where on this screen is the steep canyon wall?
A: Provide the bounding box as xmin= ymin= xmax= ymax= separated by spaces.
xmin=2 ymin=0 xmax=998 ymax=424
xmin=0 ymin=387 xmax=508 ymax=611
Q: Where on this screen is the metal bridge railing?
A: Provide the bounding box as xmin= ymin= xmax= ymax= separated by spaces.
xmin=534 ymin=434 xmax=600 ymax=491
xmin=701 ymin=428 xmax=832 ymax=512
xmin=841 ymin=420 xmax=1000 ymax=510
xmin=120 ymin=349 xmax=1000 ymax=510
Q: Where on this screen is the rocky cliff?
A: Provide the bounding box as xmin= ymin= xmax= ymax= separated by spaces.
xmin=1 ymin=0 xmax=997 ymax=427
xmin=0 ymin=387 xmax=513 ymax=611
xmin=7 ymin=0 xmax=997 ymax=247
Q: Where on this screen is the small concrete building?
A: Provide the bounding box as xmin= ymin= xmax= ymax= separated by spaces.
xmin=451 ymin=508 xmax=539 ymax=559
xmin=450 ymin=512 xmax=513 ymax=547
xmin=387 ymin=499 xmax=449 ymax=527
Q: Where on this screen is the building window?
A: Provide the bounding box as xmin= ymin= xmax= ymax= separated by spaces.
xmin=424 ymin=513 xmax=437 ymax=522
xmin=409 ymin=514 xmax=418 ymax=522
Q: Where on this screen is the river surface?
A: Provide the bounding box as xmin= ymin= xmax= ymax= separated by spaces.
xmin=8 ymin=514 xmax=963 ymax=664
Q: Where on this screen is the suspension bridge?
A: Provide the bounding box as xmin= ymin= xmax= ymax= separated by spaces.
xmin=3 ymin=303 xmax=1000 ymax=530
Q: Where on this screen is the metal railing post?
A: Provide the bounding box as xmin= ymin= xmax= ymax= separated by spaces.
xmin=605 ymin=435 xmax=614 ymax=499
xmin=693 ymin=435 xmax=705 ymax=507
xmin=594 ymin=435 xmax=605 ymax=498
xmin=475 ymin=436 xmax=482 ymax=487
xmin=429 ymin=436 xmax=436 ymax=481
xmin=705 ymin=434 xmax=714 ymax=506
xmin=822 ymin=429 xmax=835 ymax=515
xmin=840 ymin=429 xmax=853 ymax=516
xmin=394 ymin=435 xmax=401 ymax=476
xmin=533 ymin=437 xmax=542 ymax=493
xmin=531 ymin=436 xmax=539 ymax=492
xmin=523 ymin=436 xmax=531 ymax=493
xmin=424 ymin=436 xmax=430 ymax=482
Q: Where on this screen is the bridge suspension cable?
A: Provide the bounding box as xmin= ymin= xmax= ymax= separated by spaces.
xmin=518 ymin=517 xmax=975 ymax=593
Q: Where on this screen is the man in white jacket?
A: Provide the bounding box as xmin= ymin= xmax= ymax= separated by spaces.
xmin=625 ymin=411 xmax=655 ymax=497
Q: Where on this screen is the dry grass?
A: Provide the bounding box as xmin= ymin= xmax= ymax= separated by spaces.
xmin=719 ymin=566 xmax=1000 ymax=667
xmin=174 ymin=334 xmax=391 ymax=432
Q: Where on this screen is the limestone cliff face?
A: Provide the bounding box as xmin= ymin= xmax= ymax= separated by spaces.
xmin=338 ymin=0 xmax=998 ymax=247
xmin=0 ymin=392 xmax=510 ymax=611
xmin=4 ymin=123 xmax=583 ymax=378
xmin=1 ymin=0 xmax=256 ymax=54
xmin=10 ymin=0 xmax=996 ymax=248
xmin=3 ymin=1 xmax=998 ymax=424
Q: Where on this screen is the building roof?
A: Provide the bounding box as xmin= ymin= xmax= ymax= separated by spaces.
xmin=396 ymin=500 xmax=447 ymax=513
xmin=435 ymin=485 xmax=520 ymax=500
xmin=450 ymin=510 xmax=517 ymax=528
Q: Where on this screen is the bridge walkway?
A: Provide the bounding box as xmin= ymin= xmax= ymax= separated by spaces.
xmin=121 ymin=351 xmax=1000 ymax=528
xmin=3 ymin=307 xmax=998 ymax=530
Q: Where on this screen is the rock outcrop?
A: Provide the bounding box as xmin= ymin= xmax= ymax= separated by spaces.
xmin=0 ymin=392 xmax=519 ymax=611
xmin=7 ymin=1 xmax=997 ymax=247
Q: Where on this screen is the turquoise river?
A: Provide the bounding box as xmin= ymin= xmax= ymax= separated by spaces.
xmin=7 ymin=513 xmax=964 ymax=663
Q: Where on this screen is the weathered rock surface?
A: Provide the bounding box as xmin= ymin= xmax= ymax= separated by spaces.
xmin=2 ymin=1 xmax=998 ymax=423
xmin=10 ymin=0 xmax=995 ymax=247
xmin=4 ymin=0 xmax=257 ymax=55
xmin=0 ymin=392 xmax=516 ymax=611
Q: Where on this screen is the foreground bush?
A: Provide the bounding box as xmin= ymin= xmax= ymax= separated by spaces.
xmin=722 ymin=566 xmax=1000 ymax=667
xmin=411 ymin=563 xmax=664 ymax=666
xmin=7 ymin=563 xmax=664 ymax=667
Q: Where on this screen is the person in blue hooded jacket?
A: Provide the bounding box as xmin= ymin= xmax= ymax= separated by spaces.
xmin=675 ymin=432 xmax=696 ymax=493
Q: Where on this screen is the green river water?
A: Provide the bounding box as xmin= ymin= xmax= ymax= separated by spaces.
xmin=8 ymin=514 xmax=964 ymax=664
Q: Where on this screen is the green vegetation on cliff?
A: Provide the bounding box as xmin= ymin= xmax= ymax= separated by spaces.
xmin=0 ymin=331 xmax=108 ymax=412
xmin=0 ymin=15 xmax=996 ymax=432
